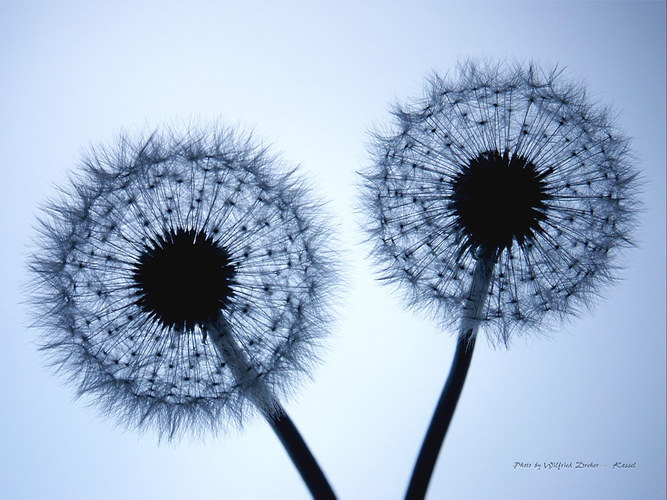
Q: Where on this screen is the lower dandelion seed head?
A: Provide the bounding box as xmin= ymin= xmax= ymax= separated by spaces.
xmin=28 ymin=122 xmax=338 ymax=439
xmin=362 ymin=60 xmax=639 ymax=344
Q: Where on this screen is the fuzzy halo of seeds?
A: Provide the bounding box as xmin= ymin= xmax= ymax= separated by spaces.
xmin=361 ymin=61 xmax=638 ymax=344
xmin=28 ymin=123 xmax=338 ymax=438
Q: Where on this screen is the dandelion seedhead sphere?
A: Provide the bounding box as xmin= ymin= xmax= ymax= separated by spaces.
xmin=362 ymin=61 xmax=638 ymax=344
xmin=29 ymin=123 xmax=337 ymax=438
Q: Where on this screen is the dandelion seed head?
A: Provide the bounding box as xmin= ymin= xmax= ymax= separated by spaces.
xmin=28 ymin=122 xmax=338 ymax=439
xmin=361 ymin=61 xmax=638 ymax=345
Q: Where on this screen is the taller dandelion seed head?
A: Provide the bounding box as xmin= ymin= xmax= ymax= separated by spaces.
xmin=28 ymin=123 xmax=338 ymax=439
xmin=361 ymin=61 xmax=638 ymax=344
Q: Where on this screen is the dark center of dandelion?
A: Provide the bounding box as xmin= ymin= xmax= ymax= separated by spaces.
xmin=131 ymin=228 xmax=236 ymax=332
xmin=451 ymin=150 xmax=550 ymax=256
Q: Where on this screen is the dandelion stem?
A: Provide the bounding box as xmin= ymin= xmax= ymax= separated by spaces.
xmin=209 ymin=317 xmax=336 ymax=499
xmin=405 ymin=256 xmax=494 ymax=499
xmin=267 ymin=408 xmax=337 ymax=500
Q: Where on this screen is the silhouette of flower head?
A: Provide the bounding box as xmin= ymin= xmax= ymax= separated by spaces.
xmin=362 ymin=61 xmax=638 ymax=344
xmin=29 ymin=123 xmax=337 ymax=439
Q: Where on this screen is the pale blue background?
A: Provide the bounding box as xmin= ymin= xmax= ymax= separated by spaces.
xmin=1 ymin=1 xmax=665 ymax=499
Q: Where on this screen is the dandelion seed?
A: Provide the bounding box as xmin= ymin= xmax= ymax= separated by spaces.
xmin=28 ymin=122 xmax=338 ymax=498
xmin=360 ymin=61 xmax=639 ymax=498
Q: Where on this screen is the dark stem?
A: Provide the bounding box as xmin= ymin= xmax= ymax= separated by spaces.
xmin=267 ymin=407 xmax=337 ymax=499
xmin=405 ymin=255 xmax=494 ymax=499
xmin=405 ymin=332 xmax=477 ymax=499
xmin=207 ymin=317 xmax=336 ymax=499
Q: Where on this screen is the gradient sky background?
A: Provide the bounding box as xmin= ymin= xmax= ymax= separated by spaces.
xmin=1 ymin=1 xmax=665 ymax=499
